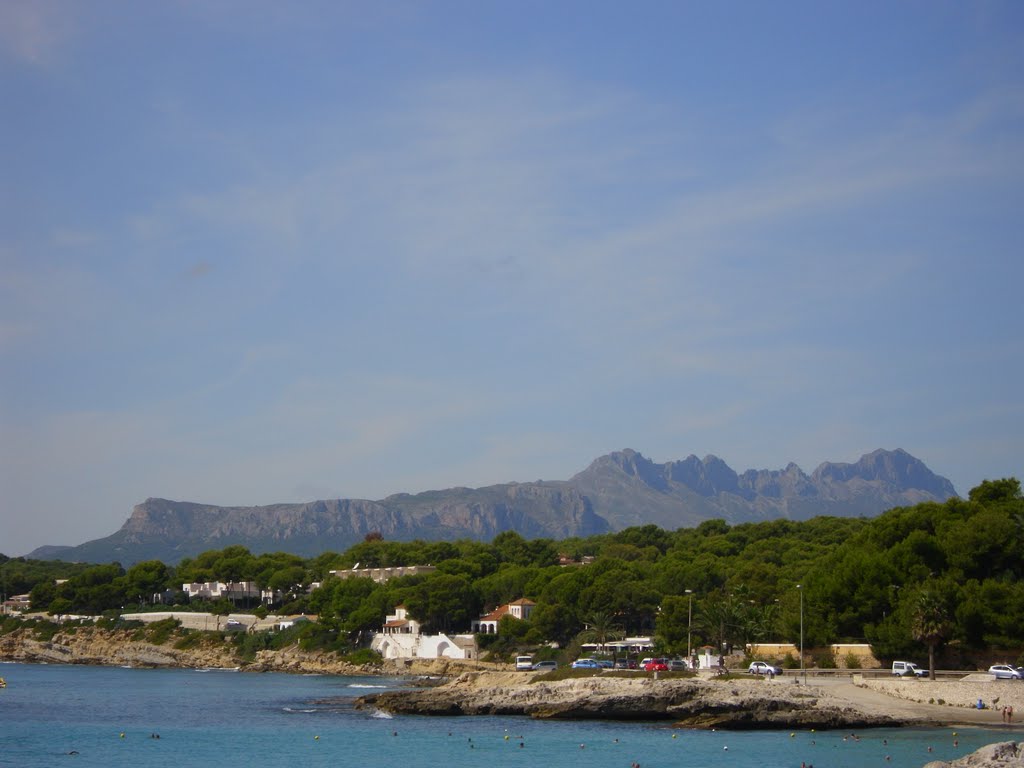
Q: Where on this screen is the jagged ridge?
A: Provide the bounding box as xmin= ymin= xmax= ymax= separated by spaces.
xmin=28 ymin=448 xmax=957 ymax=565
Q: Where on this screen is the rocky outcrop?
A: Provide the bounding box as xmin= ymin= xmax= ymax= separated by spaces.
xmin=0 ymin=627 xmax=241 ymax=669
xmin=923 ymin=742 xmax=1024 ymax=767
xmin=354 ymin=671 xmax=905 ymax=729
xmin=0 ymin=626 xmax=361 ymax=674
xmin=568 ymin=448 xmax=957 ymax=530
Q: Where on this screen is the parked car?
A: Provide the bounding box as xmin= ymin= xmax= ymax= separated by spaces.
xmin=989 ymin=664 xmax=1023 ymax=680
xmin=747 ymin=661 xmax=783 ymax=676
xmin=571 ymin=658 xmax=601 ymax=669
xmin=596 ymin=659 xmax=614 ymax=669
xmin=532 ymin=660 xmax=558 ymax=671
xmin=643 ymin=658 xmax=668 ymax=672
xmin=667 ymin=658 xmax=689 ymax=672
xmin=515 ymin=656 xmax=534 ymax=671
xmin=614 ymin=659 xmax=638 ymax=669
xmin=892 ymin=661 xmax=928 ymax=677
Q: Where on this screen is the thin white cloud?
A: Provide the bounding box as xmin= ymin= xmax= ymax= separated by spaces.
xmin=0 ymin=0 xmax=75 ymax=66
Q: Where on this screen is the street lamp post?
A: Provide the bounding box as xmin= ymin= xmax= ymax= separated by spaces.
xmin=797 ymin=583 xmax=805 ymax=684
xmin=685 ymin=589 xmax=693 ymax=659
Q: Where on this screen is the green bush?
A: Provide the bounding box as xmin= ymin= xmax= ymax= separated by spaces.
xmin=782 ymin=652 xmax=799 ymax=669
xmin=844 ymin=652 xmax=862 ymax=669
xmin=813 ymin=651 xmax=837 ymax=669
xmin=173 ymin=630 xmax=204 ymax=650
xmin=142 ymin=617 xmax=180 ymax=645
xmin=31 ymin=620 xmax=61 ymax=641
xmin=296 ymin=623 xmax=343 ymax=653
xmin=1 ymin=616 xmax=23 ymax=635
xmin=233 ymin=631 xmax=274 ymax=662
xmin=341 ymin=648 xmax=382 ymax=666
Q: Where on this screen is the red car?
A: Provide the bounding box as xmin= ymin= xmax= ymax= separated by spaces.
xmin=643 ymin=658 xmax=668 ymax=672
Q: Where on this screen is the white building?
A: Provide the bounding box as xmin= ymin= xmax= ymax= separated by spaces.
xmin=370 ymin=605 xmax=477 ymax=660
xmin=471 ymin=598 xmax=535 ymax=634
xmin=182 ymin=581 xmax=262 ymax=602
xmin=2 ymin=594 xmax=31 ymax=614
xmin=277 ymin=614 xmax=316 ymax=630
xmin=327 ymin=565 xmax=437 ymax=583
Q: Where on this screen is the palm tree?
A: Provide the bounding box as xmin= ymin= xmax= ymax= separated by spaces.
xmin=699 ymin=595 xmax=744 ymax=657
xmin=577 ymin=611 xmax=624 ymax=657
xmin=911 ymin=588 xmax=951 ymax=680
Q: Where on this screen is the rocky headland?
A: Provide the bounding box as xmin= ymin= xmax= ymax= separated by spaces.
xmin=355 ymin=669 xmax=902 ymax=729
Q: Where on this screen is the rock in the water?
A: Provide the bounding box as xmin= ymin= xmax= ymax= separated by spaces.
xmin=923 ymin=741 xmax=1024 ymax=767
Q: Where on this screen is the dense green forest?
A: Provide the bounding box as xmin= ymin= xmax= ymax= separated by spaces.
xmin=3 ymin=479 xmax=1022 ymax=665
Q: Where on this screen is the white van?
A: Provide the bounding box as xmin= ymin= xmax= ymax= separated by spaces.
xmin=515 ymin=655 xmax=534 ymax=671
xmin=892 ymin=661 xmax=927 ymax=677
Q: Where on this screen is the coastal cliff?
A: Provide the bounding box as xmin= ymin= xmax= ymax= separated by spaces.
xmin=0 ymin=625 xmax=491 ymax=677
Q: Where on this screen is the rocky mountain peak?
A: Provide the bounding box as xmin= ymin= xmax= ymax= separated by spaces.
xmin=27 ymin=448 xmax=958 ymax=565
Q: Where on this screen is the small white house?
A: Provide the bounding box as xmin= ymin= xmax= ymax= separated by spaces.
xmin=371 ymin=605 xmax=476 ymax=660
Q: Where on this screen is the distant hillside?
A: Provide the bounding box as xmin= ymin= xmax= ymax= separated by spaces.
xmin=31 ymin=485 xmax=606 ymax=565
xmin=29 ymin=448 xmax=957 ymax=565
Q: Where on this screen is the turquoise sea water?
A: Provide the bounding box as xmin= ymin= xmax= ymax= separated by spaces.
xmin=0 ymin=663 xmax=1008 ymax=768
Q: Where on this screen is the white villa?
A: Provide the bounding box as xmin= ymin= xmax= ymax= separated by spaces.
xmin=370 ymin=605 xmax=477 ymax=660
xmin=2 ymin=594 xmax=31 ymax=614
xmin=471 ymin=598 xmax=535 ymax=634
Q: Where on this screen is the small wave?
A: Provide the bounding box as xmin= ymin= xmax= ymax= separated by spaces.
xmin=347 ymin=684 xmax=387 ymax=689
xmin=283 ymin=707 xmax=318 ymax=713
xmin=370 ymin=709 xmax=393 ymax=719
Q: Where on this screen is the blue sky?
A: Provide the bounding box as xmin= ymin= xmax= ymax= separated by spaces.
xmin=2 ymin=1 xmax=1022 ymax=556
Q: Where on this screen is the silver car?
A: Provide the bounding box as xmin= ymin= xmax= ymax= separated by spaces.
xmin=989 ymin=664 xmax=1023 ymax=680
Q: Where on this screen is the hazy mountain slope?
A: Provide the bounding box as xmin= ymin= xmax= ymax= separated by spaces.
xmin=30 ymin=484 xmax=606 ymax=565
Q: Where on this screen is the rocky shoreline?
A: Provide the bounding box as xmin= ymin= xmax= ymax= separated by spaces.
xmin=0 ymin=625 xmax=493 ymax=677
xmin=354 ymin=669 xmax=902 ymax=729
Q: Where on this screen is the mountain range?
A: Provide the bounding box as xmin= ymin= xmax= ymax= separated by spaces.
xmin=28 ymin=448 xmax=957 ymax=565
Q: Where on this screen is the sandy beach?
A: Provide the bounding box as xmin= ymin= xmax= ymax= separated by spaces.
xmin=808 ymin=675 xmax=1024 ymax=729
